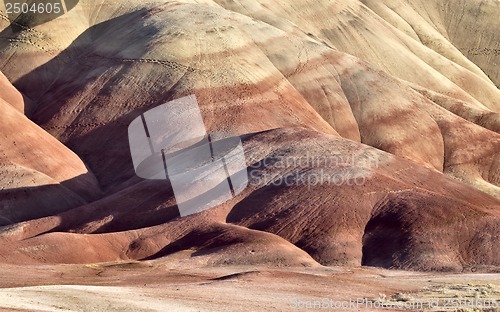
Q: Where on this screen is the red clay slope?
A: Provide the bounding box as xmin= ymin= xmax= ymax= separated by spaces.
xmin=0 ymin=75 xmax=101 ymax=225
xmin=0 ymin=128 xmax=498 ymax=272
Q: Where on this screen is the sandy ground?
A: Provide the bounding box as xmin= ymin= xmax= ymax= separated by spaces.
xmin=0 ymin=261 xmax=499 ymax=311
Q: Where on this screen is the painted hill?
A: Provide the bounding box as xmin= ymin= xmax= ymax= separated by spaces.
xmin=0 ymin=0 xmax=498 ymax=271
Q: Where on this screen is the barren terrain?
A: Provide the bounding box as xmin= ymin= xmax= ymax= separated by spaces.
xmin=0 ymin=0 xmax=499 ymax=310
xmin=0 ymin=262 xmax=500 ymax=312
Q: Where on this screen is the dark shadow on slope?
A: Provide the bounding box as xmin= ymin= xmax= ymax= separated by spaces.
xmin=361 ymin=195 xmax=411 ymax=269
xmin=141 ymin=227 xmax=239 ymax=260
xmin=0 ymin=178 xmax=179 ymax=238
xmin=0 ymin=172 xmax=96 ymax=226
xmin=52 ymin=179 xmax=179 ymax=234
